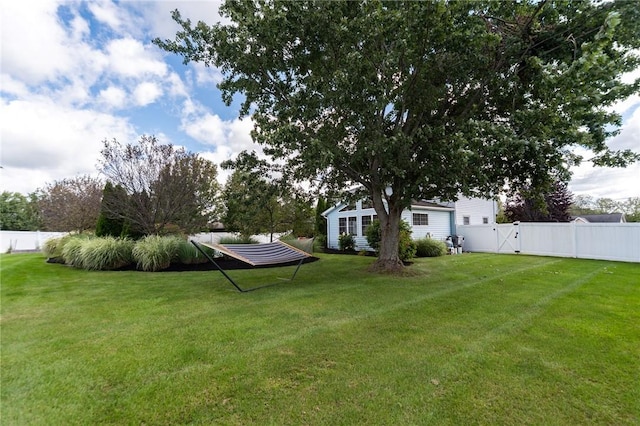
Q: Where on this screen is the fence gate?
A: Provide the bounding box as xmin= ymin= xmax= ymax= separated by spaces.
xmin=497 ymin=222 xmax=521 ymax=254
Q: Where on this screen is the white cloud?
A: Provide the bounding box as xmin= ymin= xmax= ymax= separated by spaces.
xmin=98 ymin=86 xmax=128 ymax=109
xmin=180 ymin=111 xmax=263 ymax=186
xmin=106 ymin=38 xmax=168 ymax=78
xmin=181 ymin=113 xmax=258 ymax=155
xmin=87 ymin=0 xmax=124 ymax=32
xmin=0 ymin=98 xmax=137 ymax=194
xmin=0 ymin=74 xmax=30 ymax=98
xmin=132 ymin=0 xmax=227 ymax=41
xmin=166 ymin=72 xmax=189 ymax=98
xmin=569 ymin=106 xmax=640 ymax=200
xmin=133 ymin=82 xmax=163 ymax=106
xmin=0 ymin=1 xmax=76 ymax=85
xmin=193 ymin=62 xmax=224 ymax=86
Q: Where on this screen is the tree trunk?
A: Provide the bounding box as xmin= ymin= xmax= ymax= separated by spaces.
xmin=368 ymin=201 xmax=404 ymax=273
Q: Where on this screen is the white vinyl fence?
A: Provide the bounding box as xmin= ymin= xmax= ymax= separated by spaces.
xmin=457 ymin=222 xmax=640 ymax=263
xmin=0 ymin=231 xmax=285 ymax=254
xmin=0 ymin=231 xmax=67 ymax=253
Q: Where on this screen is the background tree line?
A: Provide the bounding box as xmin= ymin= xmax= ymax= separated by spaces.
xmin=1 ymin=136 xmax=320 ymax=237
xmin=497 ymin=179 xmax=639 ymax=223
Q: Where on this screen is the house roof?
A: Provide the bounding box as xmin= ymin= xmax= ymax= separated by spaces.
xmin=411 ymin=200 xmax=454 ymax=210
xmin=321 ymin=199 xmax=453 ymax=217
xmin=572 ymin=213 xmax=626 ymax=223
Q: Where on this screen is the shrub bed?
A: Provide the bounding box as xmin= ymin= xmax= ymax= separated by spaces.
xmin=132 ymin=235 xmax=182 ymax=272
xmin=79 ymin=237 xmax=134 ymax=270
xmin=415 ymin=238 xmax=447 ymax=257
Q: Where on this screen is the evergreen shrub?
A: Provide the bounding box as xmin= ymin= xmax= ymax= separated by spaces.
xmin=338 ymin=233 xmax=356 ymax=251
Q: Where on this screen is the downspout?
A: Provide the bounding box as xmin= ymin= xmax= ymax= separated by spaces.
xmin=450 ymin=210 xmax=456 ymax=236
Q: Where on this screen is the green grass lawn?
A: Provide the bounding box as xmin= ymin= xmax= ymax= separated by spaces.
xmin=1 ymin=252 xmax=638 ymax=425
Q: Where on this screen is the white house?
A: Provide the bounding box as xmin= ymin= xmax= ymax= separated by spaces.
xmin=322 ymin=195 xmax=497 ymax=251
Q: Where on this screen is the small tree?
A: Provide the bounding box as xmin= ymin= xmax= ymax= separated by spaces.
xmin=505 ymin=180 xmax=573 ymax=222
xmin=98 ymin=135 xmax=220 ymax=235
xmin=95 ymin=182 xmax=126 ymax=237
xmin=620 ymin=197 xmax=640 ymax=222
xmin=37 ymin=175 xmax=103 ymax=232
xmin=221 ymin=153 xmax=285 ymax=240
xmin=221 ymin=151 xmax=314 ymax=240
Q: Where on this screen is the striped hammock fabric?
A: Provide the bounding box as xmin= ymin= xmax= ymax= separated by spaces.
xmin=196 ymin=240 xmax=312 ymax=267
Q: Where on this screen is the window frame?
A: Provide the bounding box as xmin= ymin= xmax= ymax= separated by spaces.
xmin=412 ymin=213 xmax=429 ymax=226
xmin=348 ymin=216 xmax=358 ymax=235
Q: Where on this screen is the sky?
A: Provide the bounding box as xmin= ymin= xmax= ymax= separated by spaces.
xmin=1 ymin=0 xmax=639 ymax=202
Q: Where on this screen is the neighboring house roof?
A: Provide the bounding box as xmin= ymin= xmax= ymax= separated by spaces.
xmin=572 ymin=213 xmax=626 ymax=223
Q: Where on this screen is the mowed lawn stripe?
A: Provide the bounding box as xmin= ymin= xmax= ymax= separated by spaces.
xmin=1 ymin=253 xmax=638 ymax=425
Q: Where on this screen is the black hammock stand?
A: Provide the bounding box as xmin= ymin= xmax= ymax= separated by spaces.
xmin=190 ymin=239 xmax=313 ymax=292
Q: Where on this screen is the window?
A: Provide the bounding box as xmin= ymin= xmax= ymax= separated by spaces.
xmin=362 ymin=215 xmax=371 ymax=234
xmin=413 ymin=213 xmax=429 ymax=226
xmin=463 ymin=216 xmax=470 ymax=225
xmin=340 ymin=216 xmax=358 ymax=235
xmin=361 ymin=198 xmax=374 ymax=210
xmin=483 ymin=217 xmax=489 ymax=224
xmin=361 ymin=215 xmax=378 ymax=235
xmin=348 ymin=217 xmax=358 ymax=235
xmin=340 ymin=203 xmax=356 ymax=211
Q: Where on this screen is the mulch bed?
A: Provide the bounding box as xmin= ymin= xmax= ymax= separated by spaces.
xmin=161 ymin=256 xmax=320 ymax=272
xmin=45 ymin=255 xmax=319 ymax=272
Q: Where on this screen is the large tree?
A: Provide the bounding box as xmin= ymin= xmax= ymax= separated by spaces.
xmin=37 ymin=175 xmax=103 ymax=232
xmin=156 ymin=0 xmax=640 ymax=272
xmin=0 ymin=191 xmax=41 ymax=231
xmin=98 ymin=135 xmax=220 ymax=235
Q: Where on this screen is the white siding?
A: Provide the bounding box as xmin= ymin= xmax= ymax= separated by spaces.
xmin=324 ymin=196 xmax=496 ymax=250
xmin=454 ymin=196 xmax=497 ymax=226
xmin=405 ymin=208 xmax=451 ymax=242
xmin=325 ymin=203 xmax=374 ymax=250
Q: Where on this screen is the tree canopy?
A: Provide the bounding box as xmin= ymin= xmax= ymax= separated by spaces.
xmin=98 ymin=135 xmax=220 ymax=235
xmin=504 ymin=179 xmax=573 ymax=222
xmin=221 ymin=151 xmax=314 ymax=240
xmin=37 ymin=175 xmax=103 ymax=233
xmin=156 ymin=0 xmax=640 ymax=271
xmin=571 ymin=194 xmax=640 ymax=222
xmin=0 ymin=191 xmax=41 ymax=231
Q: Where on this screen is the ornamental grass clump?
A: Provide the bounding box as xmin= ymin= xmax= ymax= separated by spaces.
xmin=415 ymin=238 xmax=447 ymax=257
xmin=79 ymin=237 xmax=134 ymax=270
xmin=218 ymin=235 xmax=259 ymax=244
xmin=61 ymin=236 xmax=94 ymax=268
xmin=176 ymin=239 xmax=210 ymax=265
xmin=43 ymin=234 xmax=75 ymax=259
xmin=132 ymin=235 xmax=182 ymax=271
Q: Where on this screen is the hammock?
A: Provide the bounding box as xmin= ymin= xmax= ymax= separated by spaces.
xmin=190 ymin=240 xmax=313 ymax=292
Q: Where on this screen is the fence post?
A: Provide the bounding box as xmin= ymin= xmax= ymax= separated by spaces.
xmin=571 ymin=221 xmax=577 ymax=258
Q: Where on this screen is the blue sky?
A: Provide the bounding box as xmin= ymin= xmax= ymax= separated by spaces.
xmin=1 ymin=0 xmax=639 ymax=202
